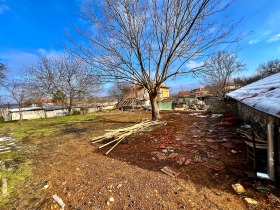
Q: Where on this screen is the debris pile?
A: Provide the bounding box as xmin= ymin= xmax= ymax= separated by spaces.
xmin=0 ymin=135 xmax=20 ymax=155
xmin=236 ymin=128 xmax=266 ymax=143
xmin=92 ymin=120 xmax=166 ymax=155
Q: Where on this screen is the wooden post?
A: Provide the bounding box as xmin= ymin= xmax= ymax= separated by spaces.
xmin=1 ymin=161 xmax=8 ymax=196
xmin=267 ymin=117 xmax=275 ymax=181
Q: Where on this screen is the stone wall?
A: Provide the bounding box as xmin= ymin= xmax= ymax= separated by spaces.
xmin=237 ymin=102 xmax=273 ymax=137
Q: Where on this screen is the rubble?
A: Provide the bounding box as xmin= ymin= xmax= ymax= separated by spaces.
xmin=52 ymin=194 xmax=66 ymax=209
xmin=244 ymin=197 xmax=258 ymax=205
xmin=231 ymin=183 xmax=245 ymax=194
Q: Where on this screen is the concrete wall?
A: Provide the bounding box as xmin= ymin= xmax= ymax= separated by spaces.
xmin=11 ymin=109 xmax=46 ymax=120
xmin=45 ymin=109 xmax=68 ymax=118
xmin=1 ymin=106 xmax=100 ymax=121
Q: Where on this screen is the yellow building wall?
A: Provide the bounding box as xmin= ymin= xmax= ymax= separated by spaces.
xmin=157 ymin=87 xmax=169 ymax=101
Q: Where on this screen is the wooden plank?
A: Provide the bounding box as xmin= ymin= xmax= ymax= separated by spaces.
xmin=160 ymin=166 xmax=180 ymax=178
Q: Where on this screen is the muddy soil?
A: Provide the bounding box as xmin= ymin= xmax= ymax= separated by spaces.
xmin=3 ymin=111 xmax=280 ymax=210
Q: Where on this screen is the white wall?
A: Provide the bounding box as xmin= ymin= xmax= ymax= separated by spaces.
xmin=11 ymin=110 xmax=46 ymax=120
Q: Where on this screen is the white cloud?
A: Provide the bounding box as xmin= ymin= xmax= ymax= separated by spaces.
xmin=168 ymin=80 xmax=202 ymax=93
xmin=37 ymin=48 xmax=63 ymax=58
xmin=248 ymin=39 xmax=260 ymax=44
xmin=268 ymin=33 xmax=280 ymax=43
xmin=268 ymin=11 xmax=280 ymax=26
xmin=0 ymin=4 xmax=9 ymax=14
xmin=185 ymin=60 xmax=204 ymax=70
xmin=2 ymin=50 xmax=39 ymax=76
xmin=1 ymin=48 xmax=63 ymax=77
xmin=263 ymin=30 xmax=273 ymax=36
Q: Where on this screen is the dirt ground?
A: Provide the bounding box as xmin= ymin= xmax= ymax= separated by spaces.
xmin=3 ymin=111 xmax=280 ymax=209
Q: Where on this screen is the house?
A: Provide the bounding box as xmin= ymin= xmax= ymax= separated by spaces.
xmin=226 ymin=82 xmax=241 ymax=91
xmin=227 ymin=72 xmax=280 ymax=181
xmin=157 ymin=86 xmax=170 ymax=101
xmin=34 ymin=98 xmax=54 ymax=107
xmin=178 ymin=90 xmax=191 ymax=96
xmin=191 ymin=87 xmax=211 ymax=99
xmin=176 ymin=90 xmax=194 ymax=103
xmin=121 ymin=85 xmax=170 ymax=110
xmin=124 ymin=85 xmax=170 ymax=101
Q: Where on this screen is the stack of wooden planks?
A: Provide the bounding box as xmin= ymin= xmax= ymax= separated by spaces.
xmin=91 ymin=120 xmax=166 ymax=155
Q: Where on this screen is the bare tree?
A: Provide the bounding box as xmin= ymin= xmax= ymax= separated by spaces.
xmin=199 ymin=50 xmax=245 ymax=98
xmin=25 ymin=54 xmax=101 ymax=113
xmin=234 ymin=75 xmax=261 ymax=87
xmin=108 ymin=81 xmax=130 ymax=111
xmin=3 ymin=79 xmax=28 ymax=123
xmin=0 ymin=59 xmax=7 ymax=83
xmin=67 ymin=0 xmax=243 ymax=120
xmin=257 ymin=59 xmax=280 ymax=78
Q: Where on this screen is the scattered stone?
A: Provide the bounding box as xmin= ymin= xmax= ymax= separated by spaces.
xmin=162 ymin=149 xmax=168 ymax=153
xmin=211 ymin=114 xmax=224 ymax=118
xmin=107 ymin=197 xmax=115 ymax=205
xmin=206 ymin=138 xmax=228 ymax=143
xmin=207 ymin=151 xmax=219 ymax=159
xmin=168 ymin=153 xmax=179 ymax=159
xmin=196 ymin=115 xmax=207 ymax=118
xmin=206 ymin=164 xmax=224 ymax=171
xmin=232 ymin=183 xmax=245 ymax=194
xmin=43 ymin=184 xmax=49 ymax=190
xmin=176 ymin=157 xmax=186 ymax=165
xmin=52 ymin=194 xmax=66 ymax=209
xmin=152 ymin=152 xmax=166 ymax=160
xmin=184 ymin=159 xmax=192 ymax=165
xmin=160 ymin=144 xmax=166 ymax=149
xmin=244 ymin=197 xmax=258 ymax=205
xmin=194 ymin=153 xmax=207 ymax=163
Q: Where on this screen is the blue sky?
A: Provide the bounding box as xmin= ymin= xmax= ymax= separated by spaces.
xmin=1 ymin=0 xmax=280 ymax=94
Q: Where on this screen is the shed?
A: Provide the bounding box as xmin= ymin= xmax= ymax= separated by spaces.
xmin=158 ymin=101 xmax=174 ymax=111
xmin=227 ymin=72 xmax=280 ymax=181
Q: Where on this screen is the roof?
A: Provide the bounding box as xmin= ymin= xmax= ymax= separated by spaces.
xmin=178 ymin=90 xmax=190 ymax=96
xmin=9 ymin=107 xmax=44 ymax=112
xmin=9 ymin=106 xmax=68 ymax=112
xmin=226 ymin=82 xmax=236 ymax=86
xmin=227 ymin=72 xmax=280 ymax=118
xmin=192 ymin=87 xmax=208 ymax=92
xmin=160 ymin=86 xmax=170 ymax=89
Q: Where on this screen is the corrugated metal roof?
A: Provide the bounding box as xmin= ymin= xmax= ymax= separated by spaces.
xmin=226 ymin=72 xmax=280 ymax=118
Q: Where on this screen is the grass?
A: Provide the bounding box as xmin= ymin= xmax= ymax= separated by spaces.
xmin=0 ymin=113 xmax=102 ymax=140
xmin=0 ymin=112 xmax=103 ymax=206
xmin=0 ymin=159 xmax=32 ymax=207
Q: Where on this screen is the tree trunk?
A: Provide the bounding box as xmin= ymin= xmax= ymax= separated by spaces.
xmin=18 ymin=105 xmax=23 ymax=124
xmin=67 ymin=106 xmax=72 ymax=115
xmin=150 ymin=95 xmax=160 ymax=121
